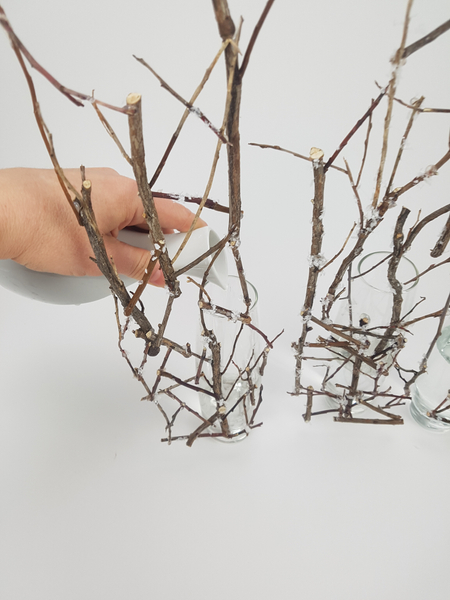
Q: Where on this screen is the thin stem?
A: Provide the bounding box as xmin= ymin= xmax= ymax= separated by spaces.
xmin=401 ymin=18 xmax=450 ymax=59
xmin=250 ymin=142 xmax=348 ymax=173
xmin=372 ymin=0 xmax=414 ymax=208
xmin=239 ymin=0 xmax=276 ymax=78
xmin=149 ymin=39 xmax=233 ymax=187
xmin=324 ymin=90 xmax=386 ymax=172
xmin=293 ymin=152 xmax=325 ymax=393
xmin=126 ymin=93 xmax=179 ymax=297
xmin=134 ymin=55 xmax=230 ymax=145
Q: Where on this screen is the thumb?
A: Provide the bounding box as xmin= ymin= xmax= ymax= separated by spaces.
xmin=104 ymin=236 xmax=165 ymax=287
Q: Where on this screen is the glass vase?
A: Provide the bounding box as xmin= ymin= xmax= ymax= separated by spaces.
xmin=410 ymin=321 xmax=450 ymax=432
xmin=325 ymin=251 xmax=419 ymax=413
xmin=196 ymin=276 xmax=261 ymax=442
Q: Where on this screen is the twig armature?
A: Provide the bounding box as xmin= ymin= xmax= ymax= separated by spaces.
xmin=282 ymin=2 xmax=450 ymax=424
xmin=1 ymin=3 xmax=277 ymax=444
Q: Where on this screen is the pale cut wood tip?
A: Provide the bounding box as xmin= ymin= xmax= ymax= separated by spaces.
xmin=82 ymin=179 xmax=92 ymax=189
xmin=310 ymin=147 xmax=324 ymax=160
xmin=127 ymin=92 xmax=142 ymax=105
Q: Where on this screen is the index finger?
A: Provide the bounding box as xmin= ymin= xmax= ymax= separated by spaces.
xmin=153 ymin=195 xmax=207 ymax=233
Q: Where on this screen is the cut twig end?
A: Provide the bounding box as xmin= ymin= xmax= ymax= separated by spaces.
xmin=127 ymin=92 xmax=142 ymax=106
xmin=310 ymin=147 xmax=324 ymax=161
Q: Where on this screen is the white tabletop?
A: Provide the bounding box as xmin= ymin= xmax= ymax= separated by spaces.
xmin=1 ymin=1 xmax=450 ymax=598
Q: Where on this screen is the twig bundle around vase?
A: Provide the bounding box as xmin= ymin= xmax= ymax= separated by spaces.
xmin=248 ymin=2 xmax=450 ymax=427
xmin=196 ymin=276 xmax=264 ymax=442
xmin=0 ymin=1 xmax=279 ymax=445
xmin=321 ymin=251 xmax=419 ymax=417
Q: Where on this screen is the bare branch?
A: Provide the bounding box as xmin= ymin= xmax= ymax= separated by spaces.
xmin=0 ymin=6 xmax=133 ymax=113
xmin=334 ymin=417 xmax=404 ymax=425
xmin=239 ymin=0 xmax=276 ymax=78
xmin=293 ymin=151 xmax=325 ymax=393
xmin=431 ymin=215 xmax=450 ymax=257
xmin=385 ymin=96 xmax=424 ymax=197
xmin=92 ymin=99 xmax=132 ymax=165
xmin=402 ymin=257 xmax=450 ymax=286
xmin=250 ymin=142 xmax=348 ymax=173
xmin=126 ymin=93 xmax=179 ymax=297
xmin=154 ymin=191 xmax=229 ymax=214
xmin=133 ymin=55 xmax=230 ymax=145
xmin=324 ymin=89 xmax=386 ymax=172
xmin=401 ymin=18 xmax=450 ymax=59
xmin=372 ymin=0 xmax=414 ymax=208
xmin=392 ymin=96 xmax=450 ymax=114
xmin=402 ymin=203 xmax=450 ymax=253
xmin=149 ymin=39 xmax=233 ymax=187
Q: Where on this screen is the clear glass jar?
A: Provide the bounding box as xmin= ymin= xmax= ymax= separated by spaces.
xmin=197 ymin=276 xmax=261 ymax=442
xmin=325 ymin=252 xmax=419 ymax=413
xmin=410 ymin=322 xmax=450 ymax=432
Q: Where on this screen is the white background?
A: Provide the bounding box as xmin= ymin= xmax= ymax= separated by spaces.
xmin=1 ymin=1 xmax=450 ymax=598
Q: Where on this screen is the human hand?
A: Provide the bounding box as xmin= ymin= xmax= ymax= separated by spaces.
xmin=0 ymin=168 xmax=206 ymax=287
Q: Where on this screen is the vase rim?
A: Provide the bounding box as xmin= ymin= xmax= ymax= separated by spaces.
xmin=357 ymin=251 xmax=419 ymax=292
xmin=227 ymin=275 xmax=259 ymax=310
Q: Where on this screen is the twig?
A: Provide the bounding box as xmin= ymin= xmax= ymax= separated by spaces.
xmin=126 ymin=92 xmax=179 ymax=299
xmin=401 ymin=18 xmax=450 ymax=59
xmin=0 ymin=7 xmax=132 ymax=114
xmin=402 ymin=203 xmax=450 ymax=252
xmin=334 ymin=417 xmax=404 ymax=425
xmin=303 ymin=386 xmax=314 ymax=423
xmin=248 ymin=385 xmax=264 ymax=426
xmin=385 ymin=149 xmax=450 ymax=203
xmin=172 ymin=231 xmax=230 ymax=279
xmin=392 ymin=96 xmax=450 ymax=114
xmin=385 ymin=96 xmax=424 ymax=197
xmin=293 ymin=150 xmax=325 ymax=393
xmin=355 ymin=108 xmax=373 ymax=187
xmin=374 ymin=206 xmax=411 ymax=354
xmin=7 ymin=34 xmax=82 ymax=222
xmin=150 ymin=39 xmax=233 ymax=187
xmin=79 ymin=178 xmax=154 ymax=335
xmin=429 ymin=394 xmax=450 ymax=419
xmin=372 ymin=0 xmax=414 ymax=208
xmin=124 ymin=248 xmax=161 ymax=317
xmin=355 ymin=396 xmax=403 ymax=421
xmin=133 ymin=55 xmax=230 ymax=146
xmin=158 ymin=370 xmax=216 ymax=398
xmin=343 ymin=158 xmax=364 ymax=227
xmin=169 ymin=27 xmax=242 ymax=269
xmin=323 ymin=146 xmax=450 ymax=319
xmin=431 ymin=215 xmax=450 ymax=257
xmin=92 ymin=99 xmax=132 ymax=165
xmin=352 ymin=251 xmax=392 ymax=281
xmin=250 ymin=142 xmax=348 ymax=174
xmin=219 ymin=3 xmax=250 ymax=306
xmin=239 ymin=0 xmax=276 ymax=78
xmin=154 ymin=191 xmax=229 ymax=214
xmin=324 ymin=90 xmax=386 ymax=172
xmin=404 ymin=290 xmax=450 ymax=394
